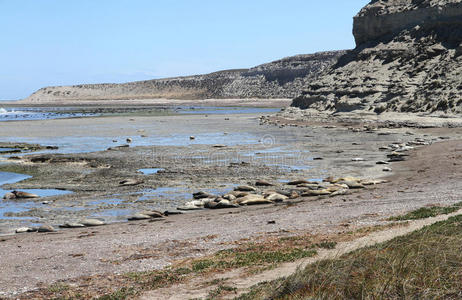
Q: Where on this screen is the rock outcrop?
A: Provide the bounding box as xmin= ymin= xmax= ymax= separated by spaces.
xmin=292 ymin=0 xmax=462 ymax=114
xmin=23 ymin=51 xmax=345 ymax=103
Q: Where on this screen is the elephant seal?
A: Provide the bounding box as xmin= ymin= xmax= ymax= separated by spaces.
xmin=81 ymin=219 xmax=106 ymax=227
xmin=255 ymin=180 xmax=273 ymax=187
xmin=12 ymin=191 xmax=40 ymax=199
xmin=3 ymin=192 xmax=16 ymax=200
xmin=234 ymin=185 xmax=257 ymax=192
xmin=127 ymin=213 xmax=151 ymax=221
xmin=119 ymin=179 xmax=143 ymax=186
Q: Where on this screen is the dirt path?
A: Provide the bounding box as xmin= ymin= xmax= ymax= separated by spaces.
xmin=137 ymin=139 xmax=462 ymax=299
xmin=141 ymin=208 xmax=462 ymax=300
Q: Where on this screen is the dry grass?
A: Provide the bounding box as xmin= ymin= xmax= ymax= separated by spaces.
xmin=15 ymin=224 xmax=404 ymax=299
xmin=389 ymin=202 xmax=462 ymax=221
xmin=238 ymin=214 xmax=462 ymax=299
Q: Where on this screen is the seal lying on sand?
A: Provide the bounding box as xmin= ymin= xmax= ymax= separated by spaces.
xmin=119 ymin=179 xmax=143 ymax=186
xmin=3 ymin=190 xmax=40 ymax=199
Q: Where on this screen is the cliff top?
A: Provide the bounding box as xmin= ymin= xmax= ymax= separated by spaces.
xmin=357 ymin=0 xmax=462 ymax=17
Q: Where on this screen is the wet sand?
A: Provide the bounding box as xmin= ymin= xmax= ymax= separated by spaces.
xmin=1 ymin=139 xmax=461 ymax=298
xmin=2 ymin=112 xmax=460 ymax=234
xmin=3 ymin=98 xmax=293 ymax=108
xmin=0 ymin=106 xmax=461 ymax=297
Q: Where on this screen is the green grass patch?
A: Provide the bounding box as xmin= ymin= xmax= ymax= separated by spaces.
xmin=315 ymin=241 xmax=337 ymax=249
xmin=192 ymin=259 xmax=215 ymax=272
xmin=125 ymin=266 xmax=192 ymax=290
xmin=239 ymin=214 xmax=462 ymax=299
xmin=22 ymin=227 xmax=381 ymax=299
xmin=47 ymin=283 xmax=70 ymax=293
xmin=206 ymin=284 xmax=237 ymax=299
xmin=390 ymin=202 xmax=462 ymax=221
xmin=212 ymin=247 xmax=317 ymax=270
xmin=97 ymin=287 xmax=137 ymax=300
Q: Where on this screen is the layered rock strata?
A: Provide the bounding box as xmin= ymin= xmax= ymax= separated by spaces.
xmin=292 ymin=0 xmax=462 ymax=114
xmin=24 ymin=51 xmax=345 ymax=103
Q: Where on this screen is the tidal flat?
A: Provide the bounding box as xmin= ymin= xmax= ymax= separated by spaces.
xmin=1 ymin=104 xmax=462 ymax=297
xmin=0 ymin=105 xmax=442 ymax=234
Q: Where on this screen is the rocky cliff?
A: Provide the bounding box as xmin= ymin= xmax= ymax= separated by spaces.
xmin=293 ymin=0 xmax=462 ymax=114
xmin=23 ymin=51 xmax=345 ymax=103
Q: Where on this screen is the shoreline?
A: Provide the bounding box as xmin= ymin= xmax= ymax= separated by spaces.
xmin=0 ymin=98 xmax=293 ymax=108
xmin=0 ymin=108 xmax=461 ymax=297
xmin=0 ymin=110 xmax=451 ymax=234
xmin=2 ymin=138 xmax=461 ymax=298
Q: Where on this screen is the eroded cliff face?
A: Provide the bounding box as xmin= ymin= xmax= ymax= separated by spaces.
xmin=353 ymin=0 xmax=462 ymax=45
xmin=293 ymin=0 xmax=462 ymax=114
xmin=23 ymin=51 xmax=345 ymax=103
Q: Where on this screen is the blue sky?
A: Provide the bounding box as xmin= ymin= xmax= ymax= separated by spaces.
xmin=0 ymin=0 xmax=369 ymax=100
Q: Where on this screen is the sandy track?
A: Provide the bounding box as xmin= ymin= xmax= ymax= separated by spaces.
xmin=142 ymin=208 xmax=462 ymax=300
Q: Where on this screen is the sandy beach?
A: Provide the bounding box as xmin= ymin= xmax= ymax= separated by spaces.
xmin=0 ymin=105 xmax=461 ymax=298
xmin=3 ymin=0 xmax=462 ymax=298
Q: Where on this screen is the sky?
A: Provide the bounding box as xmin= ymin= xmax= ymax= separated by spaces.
xmin=0 ymin=0 xmax=369 ymax=100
